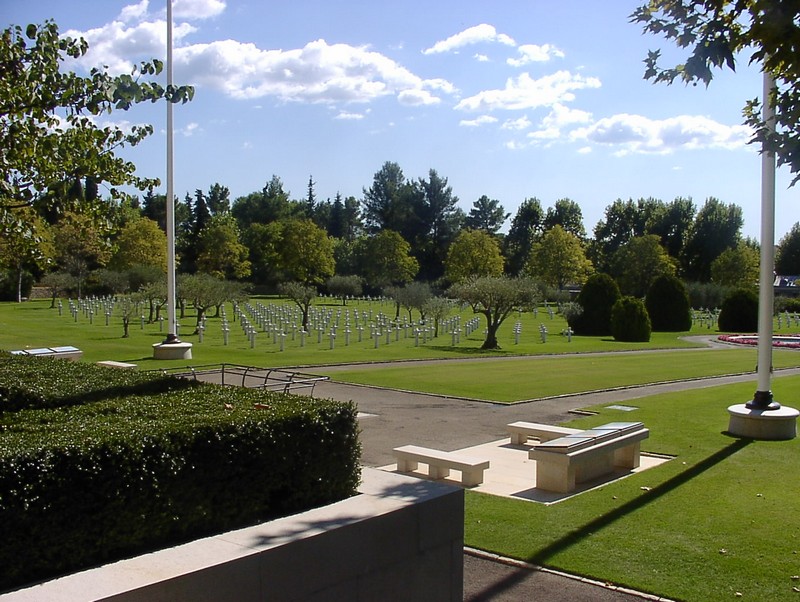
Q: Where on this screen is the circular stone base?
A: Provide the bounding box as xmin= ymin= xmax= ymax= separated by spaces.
xmin=727 ymin=403 xmax=799 ymax=440
xmin=152 ymin=341 xmax=193 ymax=360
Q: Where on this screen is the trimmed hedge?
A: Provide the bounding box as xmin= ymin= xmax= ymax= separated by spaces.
xmin=0 ymin=356 xmax=361 ymax=591
xmin=718 ymin=288 xmax=759 ymax=332
xmin=570 ymin=273 xmax=621 ymax=336
xmin=611 ymin=296 xmax=652 ymax=342
xmin=645 ymin=274 xmax=692 ymax=332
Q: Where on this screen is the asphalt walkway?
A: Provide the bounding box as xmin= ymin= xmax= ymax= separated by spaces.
xmin=310 ymin=357 xmax=800 ymax=602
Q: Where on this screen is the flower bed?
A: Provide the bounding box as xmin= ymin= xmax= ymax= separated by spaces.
xmin=718 ymin=334 xmax=800 ymax=349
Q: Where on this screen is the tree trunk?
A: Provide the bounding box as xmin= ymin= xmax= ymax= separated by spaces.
xmin=122 ymin=318 xmax=130 ymax=338
xmin=16 ymin=268 xmax=23 ymax=303
xmin=481 ymin=319 xmax=501 ymax=350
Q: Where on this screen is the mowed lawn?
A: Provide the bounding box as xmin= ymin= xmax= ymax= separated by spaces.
xmin=465 ymin=374 xmax=800 ymax=602
xmin=317 ymin=348 xmax=800 ymax=401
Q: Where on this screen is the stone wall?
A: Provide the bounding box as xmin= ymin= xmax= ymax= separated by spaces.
xmin=3 ymin=468 xmax=464 ymax=602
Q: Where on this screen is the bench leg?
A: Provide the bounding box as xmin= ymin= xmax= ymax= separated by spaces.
xmin=461 ymin=468 xmax=485 ymax=487
xmin=396 ymin=457 xmax=418 ymax=473
xmin=536 ymin=461 xmax=576 ymax=494
xmin=510 ymin=432 xmax=526 ymax=445
xmin=427 ymin=464 xmax=450 ymax=480
xmin=613 ymin=442 xmax=641 ymax=469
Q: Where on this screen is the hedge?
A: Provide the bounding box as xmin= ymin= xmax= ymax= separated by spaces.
xmin=0 ymin=356 xmax=361 ymax=591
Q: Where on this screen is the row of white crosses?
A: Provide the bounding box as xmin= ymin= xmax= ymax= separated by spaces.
xmin=777 ymin=312 xmax=800 ymax=329
xmin=692 ymin=308 xmax=719 ymax=329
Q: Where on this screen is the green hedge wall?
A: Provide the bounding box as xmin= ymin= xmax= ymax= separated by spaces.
xmin=0 ymin=356 xmax=361 ymax=591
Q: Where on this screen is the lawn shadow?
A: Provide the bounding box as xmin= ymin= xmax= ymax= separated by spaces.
xmin=467 ymin=437 xmax=752 ymax=601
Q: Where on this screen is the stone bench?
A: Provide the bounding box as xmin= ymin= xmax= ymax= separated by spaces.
xmin=507 ymin=421 xmax=582 ymax=445
xmin=10 ymin=346 xmax=83 ymax=361
xmin=393 ymin=445 xmax=490 ymax=487
xmin=96 ymin=360 xmax=137 ymax=369
xmin=529 ymin=422 xmax=649 ymax=493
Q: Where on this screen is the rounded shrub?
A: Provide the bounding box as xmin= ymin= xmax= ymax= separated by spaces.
xmin=611 ymin=296 xmax=652 ymax=342
xmin=645 ymin=274 xmax=692 ymax=331
xmin=718 ymin=288 xmax=759 ymax=332
xmin=570 ymin=273 xmax=621 ymax=336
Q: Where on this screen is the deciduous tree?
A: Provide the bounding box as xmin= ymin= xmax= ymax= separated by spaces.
xmin=448 ymin=276 xmax=539 ymax=349
xmin=445 ymin=229 xmax=504 ymax=283
xmin=525 ymin=225 xmax=592 ymax=290
xmin=612 ymin=234 xmax=676 ymax=297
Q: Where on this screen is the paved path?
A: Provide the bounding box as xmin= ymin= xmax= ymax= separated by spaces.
xmin=309 ymin=354 xmax=800 ymax=602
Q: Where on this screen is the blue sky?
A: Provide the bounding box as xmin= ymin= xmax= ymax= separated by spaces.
xmin=6 ymin=0 xmax=797 ymax=240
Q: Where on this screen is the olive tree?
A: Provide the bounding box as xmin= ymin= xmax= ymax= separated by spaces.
xmin=448 ymin=276 xmax=538 ymax=350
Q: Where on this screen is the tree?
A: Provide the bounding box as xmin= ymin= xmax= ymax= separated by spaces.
xmin=390 ymin=282 xmax=433 ymax=322
xmin=544 ymin=198 xmax=586 ymax=239
xmin=445 ymin=229 xmax=504 ymax=283
xmin=525 ymin=225 xmax=593 ymax=290
xmin=448 ymin=276 xmax=539 ymax=349
xmin=413 ymin=169 xmax=464 ymax=280
xmin=195 ymin=214 xmax=251 ymax=280
xmin=0 ymin=207 xmax=53 ymax=301
xmin=326 ymin=274 xmax=363 ymax=305
xmin=1 ymin=21 xmax=192 ymax=228
xmin=632 ymin=0 xmax=800 ymax=183
xmin=681 ymin=197 xmax=743 ymax=281
xmin=231 ymin=176 xmax=297 ymax=229
xmin=423 ymin=296 xmax=454 ymax=336
xmin=52 ymin=212 xmax=112 ymax=297
xmin=648 ymin=197 xmax=696 ymax=260
xmin=241 ymin=221 xmax=283 ymax=286
xmin=357 ymin=230 xmax=419 ymax=290
xmin=328 ymin=193 xmax=362 ymax=240
xmin=116 ymin=294 xmax=143 ymax=338
xmin=279 ymin=281 xmax=317 ymax=330
xmin=179 ymin=273 xmax=227 ymax=331
xmin=612 ymin=235 xmax=676 ymax=297
xmin=361 ymin=161 xmax=414 ymax=234
xmin=278 ymin=219 xmax=335 ymax=285
xmin=110 ymin=217 xmax=167 ymax=272
xmin=505 ymin=198 xmax=545 ymax=275
xmin=466 ymin=195 xmax=508 ymax=234
xmin=39 ymin=271 xmax=73 ymax=307
xmin=710 ymin=244 xmax=760 ymax=287
xmin=592 ymin=198 xmax=665 ymax=271
xmin=776 ymin=223 xmax=800 ymax=275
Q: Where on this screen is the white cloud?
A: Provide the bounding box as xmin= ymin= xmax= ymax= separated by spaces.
xmin=527 ymin=103 xmax=592 ymax=140
xmin=172 ymin=0 xmax=226 ymax=19
xmin=474 ymin=53 xmax=490 ymax=63
xmin=120 ymin=0 xmax=149 ymax=23
xmin=423 ymin=24 xmax=515 ymax=55
xmin=501 ymin=116 xmax=532 ymax=130
xmin=179 ymin=122 xmax=200 ymax=136
xmin=573 ymin=113 xmax=752 ymax=154
xmin=179 ymin=38 xmax=452 ymax=105
xmin=460 ymin=115 xmax=498 ymax=127
xmin=455 ymin=71 xmax=601 ymax=112
xmin=507 ymin=44 xmax=565 ymax=67
xmin=335 ymin=111 xmax=365 ymax=120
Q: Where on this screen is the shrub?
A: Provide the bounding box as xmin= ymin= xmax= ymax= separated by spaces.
xmin=611 ymin=296 xmax=652 ymax=342
xmin=0 ymin=357 xmax=361 ymax=590
xmin=645 ymin=274 xmax=692 ymax=332
xmin=718 ymin=288 xmax=759 ymax=332
xmin=775 ymin=295 xmax=800 ymax=314
xmin=570 ymin=273 xmax=621 ymax=336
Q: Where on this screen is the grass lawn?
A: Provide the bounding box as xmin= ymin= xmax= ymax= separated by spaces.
xmin=465 ymin=374 xmax=800 ymax=601
xmin=0 ymin=298 xmax=714 ymax=370
xmin=317 ymin=349 xmax=800 ymax=401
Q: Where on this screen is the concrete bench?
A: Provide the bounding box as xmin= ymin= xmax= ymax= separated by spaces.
xmin=96 ymin=360 xmax=137 ymax=369
xmin=529 ymin=422 xmax=649 ymax=493
xmin=393 ymin=445 xmax=490 ymax=487
xmin=507 ymin=421 xmax=582 ymax=445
